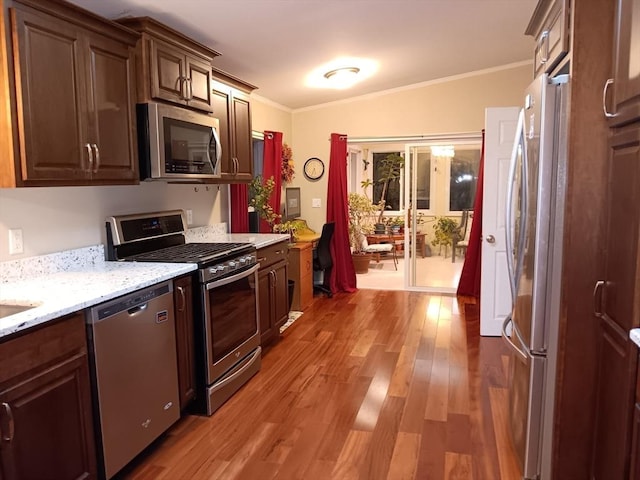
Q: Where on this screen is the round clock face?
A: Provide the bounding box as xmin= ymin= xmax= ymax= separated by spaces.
xmin=303 ymin=157 xmax=325 ymax=180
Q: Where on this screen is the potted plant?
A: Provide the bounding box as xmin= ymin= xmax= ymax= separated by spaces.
xmin=431 ymin=216 xmax=461 ymax=257
xmin=348 ymin=192 xmax=378 ymax=273
xmin=249 ymin=175 xmax=281 ymax=230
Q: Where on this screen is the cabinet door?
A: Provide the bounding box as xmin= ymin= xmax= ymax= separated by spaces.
xmin=149 ymin=38 xmax=186 ymax=106
xmin=272 ymin=262 xmax=289 ymax=332
xmin=85 ymin=33 xmax=138 ymax=183
xmin=0 ymin=355 xmax=96 ymax=480
xmin=185 ymin=56 xmax=213 ymax=112
xmin=602 ymin=126 xmax=640 ymax=332
xmin=591 ymin=317 xmax=636 ymax=479
xmin=211 ymin=83 xmax=233 ymax=176
xmin=610 ymin=0 xmax=640 ymax=125
xmin=258 ymin=267 xmax=274 ymax=346
xmin=174 ymin=275 xmax=196 ymax=410
xmin=632 ymin=403 xmax=640 ymax=480
xmin=230 ymin=91 xmax=253 ymax=181
xmin=11 ymin=6 xmax=89 ymax=183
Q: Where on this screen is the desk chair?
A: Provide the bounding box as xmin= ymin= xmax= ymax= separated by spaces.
xmin=453 ymin=210 xmax=471 ymax=263
xmin=313 ymin=222 xmax=335 ymax=298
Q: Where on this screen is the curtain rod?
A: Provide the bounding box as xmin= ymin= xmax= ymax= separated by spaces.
xmin=340 ymin=132 xmax=482 ymax=144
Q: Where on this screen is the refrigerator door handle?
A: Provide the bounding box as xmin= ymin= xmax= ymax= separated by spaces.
xmin=593 ymin=280 xmax=606 ymax=317
xmin=505 ymin=109 xmax=525 ymax=302
xmin=502 ymin=314 xmax=528 ymax=362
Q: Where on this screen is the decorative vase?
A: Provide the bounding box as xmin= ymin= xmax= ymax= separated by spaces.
xmin=374 ymin=223 xmax=386 ymax=234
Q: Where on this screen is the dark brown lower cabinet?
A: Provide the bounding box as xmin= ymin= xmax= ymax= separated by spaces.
xmin=174 ymin=274 xmax=196 ymax=410
xmin=0 ymin=313 xmax=97 ymax=480
xmin=631 ymin=400 xmax=640 ymax=480
xmin=257 ymin=240 xmax=289 ymax=346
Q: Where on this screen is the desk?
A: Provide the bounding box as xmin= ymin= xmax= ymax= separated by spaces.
xmin=288 ymin=243 xmax=313 ymax=311
xmin=366 ymin=232 xmax=427 ymax=258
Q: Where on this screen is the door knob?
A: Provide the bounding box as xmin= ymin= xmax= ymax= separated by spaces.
xmin=486 ymin=235 xmax=496 ymax=244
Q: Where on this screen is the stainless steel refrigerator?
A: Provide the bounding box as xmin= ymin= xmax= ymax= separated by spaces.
xmin=502 ymin=72 xmax=569 ymax=480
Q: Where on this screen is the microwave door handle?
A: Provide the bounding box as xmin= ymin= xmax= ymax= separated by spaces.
xmin=208 ymin=127 xmax=222 ymax=175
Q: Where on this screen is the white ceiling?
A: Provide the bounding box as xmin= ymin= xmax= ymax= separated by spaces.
xmin=69 ymin=0 xmax=539 ymax=110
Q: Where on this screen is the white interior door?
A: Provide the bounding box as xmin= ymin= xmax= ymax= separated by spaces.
xmin=480 ymin=107 xmax=520 ymax=336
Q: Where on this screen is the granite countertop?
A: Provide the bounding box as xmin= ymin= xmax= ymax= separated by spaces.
xmin=0 ymin=230 xmax=290 ymax=339
xmin=185 ymin=227 xmax=290 ymax=249
xmin=630 ymin=329 xmax=640 ymax=348
xmin=0 ymin=245 xmax=196 ymax=339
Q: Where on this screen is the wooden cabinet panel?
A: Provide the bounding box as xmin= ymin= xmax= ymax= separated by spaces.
xmin=211 ymin=70 xmax=256 ymax=183
xmin=174 ymin=274 xmax=196 ymax=410
xmin=592 ymin=317 xmax=636 ymax=479
xmin=11 ymin=6 xmax=88 ymax=182
xmin=289 ymin=243 xmax=313 ymax=311
xmin=8 ymin=1 xmax=139 ymax=186
xmin=257 ymin=240 xmax=289 ymax=346
xmin=0 ymin=313 xmax=97 ymax=480
xmin=86 ymin=33 xmax=137 ymax=182
xmin=603 ymin=126 xmax=640 ymax=332
xmin=185 ymin=56 xmax=212 ymax=112
xmin=526 ymin=0 xmax=570 ymax=77
xmin=150 ymin=38 xmax=185 ymax=103
xmin=609 ymin=0 xmax=640 ymax=126
xmin=119 ymin=17 xmax=218 ymax=113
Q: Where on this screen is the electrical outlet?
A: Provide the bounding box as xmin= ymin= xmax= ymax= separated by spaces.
xmin=9 ymin=229 xmax=23 ymax=255
xmin=186 ymin=209 xmax=193 ymax=226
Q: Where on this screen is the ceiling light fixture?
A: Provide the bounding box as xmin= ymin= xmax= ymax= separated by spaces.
xmin=323 ymin=67 xmax=361 ymax=89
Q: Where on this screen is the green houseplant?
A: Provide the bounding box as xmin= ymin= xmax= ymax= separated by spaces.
xmin=431 ymin=216 xmax=461 ymax=257
xmin=348 ymin=192 xmax=379 ymax=273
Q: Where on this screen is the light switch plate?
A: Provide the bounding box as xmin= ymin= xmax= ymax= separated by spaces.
xmin=9 ymin=229 xmax=23 ymax=255
xmin=186 ymin=209 xmax=193 ymax=226
xmin=312 ymin=198 xmax=321 ymax=208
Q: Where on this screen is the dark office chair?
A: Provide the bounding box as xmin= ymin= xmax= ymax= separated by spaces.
xmin=313 ymin=222 xmax=335 ymax=298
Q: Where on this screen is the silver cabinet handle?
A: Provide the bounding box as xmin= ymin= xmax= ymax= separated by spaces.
xmin=602 ymin=78 xmax=617 ymax=118
xmin=1 ymin=402 xmax=14 ymax=443
xmin=234 ymin=158 xmax=238 ymax=175
xmin=593 ymin=280 xmax=605 ymax=317
xmin=85 ymin=143 xmax=93 ymax=171
xmin=176 ymin=286 xmax=186 ymax=312
xmin=185 ymin=77 xmax=192 ymax=100
xmin=92 ymin=144 xmax=100 ymax=173
xmin=540 ymin=30 xmax=549 ymax=64
xmin=485 ymin=234 xmax=496 ymax=244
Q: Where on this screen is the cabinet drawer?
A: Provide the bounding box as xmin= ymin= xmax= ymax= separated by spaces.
xmin=258 ymin=241 xmax=289 ymax=270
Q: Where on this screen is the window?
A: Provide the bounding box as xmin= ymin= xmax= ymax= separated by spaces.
xmin=372 ymin=151 xmax=403 ymax=212
xmin=447 ymin=148 xmax=480 ymax=212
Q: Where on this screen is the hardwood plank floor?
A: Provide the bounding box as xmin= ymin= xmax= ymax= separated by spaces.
xmin=118 ymin=290 xmax=521 ymax=480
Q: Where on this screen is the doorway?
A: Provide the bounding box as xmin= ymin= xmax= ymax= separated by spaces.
xmin=348 ymin=134 xmax=482 ymax=293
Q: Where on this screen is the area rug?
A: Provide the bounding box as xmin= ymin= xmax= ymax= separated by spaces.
xmin=280 ymin=311 xmax=303 ymax=333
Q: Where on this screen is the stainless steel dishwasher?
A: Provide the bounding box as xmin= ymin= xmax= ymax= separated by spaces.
xmin=86 ymin=280 xmax=179 ymax=479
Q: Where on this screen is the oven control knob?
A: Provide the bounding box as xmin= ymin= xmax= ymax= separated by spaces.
xmin=239 ymin=257 xmax=247 ymax=265
xmin=229 ymin=261 xmax=237 ymax=269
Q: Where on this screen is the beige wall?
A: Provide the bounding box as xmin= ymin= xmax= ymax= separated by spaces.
xmin=289 ymin=63 xmax=531 ymax=233
xmin=0 ymin=64 xmax=530 ymax=261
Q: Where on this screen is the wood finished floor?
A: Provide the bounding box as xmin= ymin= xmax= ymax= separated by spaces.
xmin=119 ymin=290 xmax=521 ymax=480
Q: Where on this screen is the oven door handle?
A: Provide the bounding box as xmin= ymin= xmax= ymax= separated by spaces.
xmin=205 ymin=264 xmax=259 ymax=290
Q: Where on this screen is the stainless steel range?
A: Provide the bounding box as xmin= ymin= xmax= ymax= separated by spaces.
xmin=106 ymin=210 xmax=261 ymax=416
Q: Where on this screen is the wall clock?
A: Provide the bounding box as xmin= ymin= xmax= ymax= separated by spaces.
xmin=303 ymin=157 xmax=325 ymax=181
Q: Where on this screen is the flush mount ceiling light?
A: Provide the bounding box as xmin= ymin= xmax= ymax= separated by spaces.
xmin=306 ymin=58 xmax=377 ymax=91
xmin=324 ymin=67 xmax=360 ymax=86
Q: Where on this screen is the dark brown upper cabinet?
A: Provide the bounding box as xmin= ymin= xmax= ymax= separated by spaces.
xmin=117 ymin=17 xmax=220 ymax=113
xmin=211 ymin=68 xmax=256 ymax=183
xmin=525 ymin=0 xmax=570 ymax=78
xmin=2 ymin=0 xmax=139 ymax=187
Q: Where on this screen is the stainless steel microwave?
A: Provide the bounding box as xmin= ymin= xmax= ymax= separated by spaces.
xmin=137 ymin=103 xmax=222 ymax=181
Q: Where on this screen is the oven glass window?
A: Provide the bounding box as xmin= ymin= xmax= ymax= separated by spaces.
xmin=207 ymin=275 xmax=257 ymax=364
xmin=163 ymin=118 xmax=217 ymax=175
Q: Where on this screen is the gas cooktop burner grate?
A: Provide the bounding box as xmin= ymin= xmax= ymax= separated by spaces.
xmin=126 ymin=242 xmax=252 ymax=264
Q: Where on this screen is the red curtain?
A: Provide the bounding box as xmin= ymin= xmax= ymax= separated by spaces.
xmin=260 ymin=131 xmax=283 ymax=233
xmin=457 ymin=130 xmax=485 ymax=298
xmin=326 ymin=133 xmax=357 ymax=293
xmin=230 ymin=184 xmax=249 ymax=233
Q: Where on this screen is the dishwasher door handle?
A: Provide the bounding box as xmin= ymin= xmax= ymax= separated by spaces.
xmin=127 ymin=303 xmax=148 ymax=316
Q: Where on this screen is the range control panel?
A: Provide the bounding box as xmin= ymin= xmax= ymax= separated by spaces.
xmin=199 ymin=251 xmax=258 ymax=283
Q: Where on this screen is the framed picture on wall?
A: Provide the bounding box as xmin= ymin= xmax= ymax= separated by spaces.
xmin=285 ymin=187 xmax=301 ymax=220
